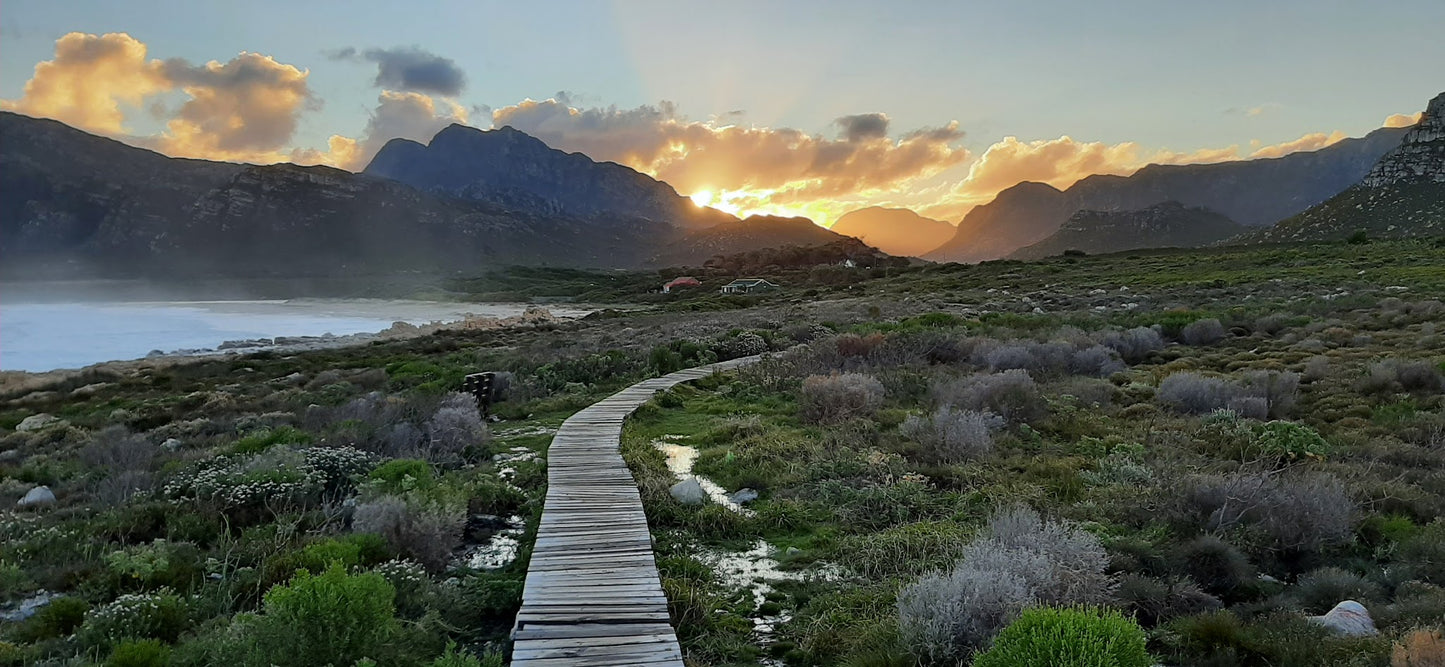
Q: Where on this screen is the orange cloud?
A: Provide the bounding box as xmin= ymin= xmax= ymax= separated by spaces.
xmin=1383 ymin=112 xmax=1423 ymax=128
xmin=2 ymin=32 xmax=311 ymax=164
xmin=489 ymin=98 xmax=969 ymax=222
xmin=1247 ymin=131 xmax=1346 ymax=159
xmin=0 ymin=32 xmax=166 ymax=134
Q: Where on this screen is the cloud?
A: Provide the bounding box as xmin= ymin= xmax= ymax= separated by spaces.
xmin=1383 ymin=112 xmax=1423 ymax=128
xmin=1247 ymin=130 xmax=1346 ymax=159
xmin=490 ymin=98 xmax=968 ymax=209
xmin=155 ymin=53 xmax=312 ymax=161
xmin=342 ymin=47 xmax=466 ymax=96
xmin=835 ymin=113 xmax=889 ymax=141
xmin=1 ymin=32 xmax=311 ymax=163
xmin=295 ymin=90 xmax=467 ymax=171
xmin=0 ymin=32 xmax=166 ymax=133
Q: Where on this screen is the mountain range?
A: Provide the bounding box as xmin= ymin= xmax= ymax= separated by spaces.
xmin=924 ymin=124 xmax=1411 ymax=262
xmin=829 ymin=207 xmax=956 ymax=257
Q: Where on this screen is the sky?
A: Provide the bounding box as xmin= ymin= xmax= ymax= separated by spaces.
xmin=2 ymin=0 xmax=1441 ymax=225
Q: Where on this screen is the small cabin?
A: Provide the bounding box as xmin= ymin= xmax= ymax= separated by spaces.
xmin=720 ymin=278 xmax=779 ymax=295
xmin=662 ymin=276 xmax=701 ymax=293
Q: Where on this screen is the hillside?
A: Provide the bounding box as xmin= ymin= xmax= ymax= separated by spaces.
xmin=1010 ymin=201 xmax=1245 ymax=260
xmin=1242 ymin=91 xmax=1445 ymax=242
xmin=829 ymin=207 xmax=956 ymax=257
xmin=926 ymin=125 xmax=1409 ymax=262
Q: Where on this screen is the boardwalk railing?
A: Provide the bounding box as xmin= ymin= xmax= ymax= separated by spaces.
xmin=511 ymin=356 xmax=759 ymax=665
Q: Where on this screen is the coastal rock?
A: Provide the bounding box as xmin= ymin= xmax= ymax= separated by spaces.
xmin=69 ymin=383 xmax=111 ymax=398
xmin=670 ymin=478 xmax=707 ymax=505
xmin=0 ymin=591 xmax=60 ymax=622
xmin=730 ymin=488 xmax=760 ymax=505
xmin=16 ymin=414 xmax=63 ymax=432
xmin=1307 ymin=600 xmax=1377 ymax=637
xmin=0 ymin=450 xmax=21 ymax=464
xmin=17 ymin=485 xmax=56 ymax=508
xmin=161 ymin=438 xmax=184 ymax=452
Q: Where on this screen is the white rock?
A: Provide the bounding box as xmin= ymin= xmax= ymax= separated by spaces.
xmin=1307 ymin=600 xmax=1377 ymax=637
xmin=15 ymin=414 xmax=63 ymax=432
xmin=161 ymin=438 xmax=184 ymax=452
xmin=17 ymin=486 xmax=56 ymax=508
xmin=730 ymin=488 xmax=760 ymax=505
xmin=670 ymin=478 xmax=707 ymax=505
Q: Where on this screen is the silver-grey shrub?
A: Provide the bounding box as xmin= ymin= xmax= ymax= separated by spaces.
xmin=424 ymin=393 xmax=490 ymax=464
xmin=933 ymin=370 xmax=1046 ymax=424
xmin=1183 ymin=472 xmax=1355 ymax=551
xmin=1098 ymin=327 xmax=1165 ymax=363
xmin=897 ymin=506 xmax=1111 ymax=660
xmin=1181 ymin=318 xmax=1227 ymax=346
xmin=1157 ymin=372 xmax=1238 ymax=414
xmin=352 ymin=493 xmax=466 ymax=572
xmin=799 ymin=373 xmax=885 ymax=424
xmin=900 ymin=407 xmax=1003 ymax=463
xmin=1240 ymin=370 xmax=1300 ymax=418
xmin=1070 ymin=345 xmax=1126 ymax=377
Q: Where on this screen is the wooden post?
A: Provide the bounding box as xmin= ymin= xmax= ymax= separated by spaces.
xmin=462 ymin=372 xmax=494 ymax=415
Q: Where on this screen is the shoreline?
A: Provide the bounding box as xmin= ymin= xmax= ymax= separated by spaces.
xmin=0 ymin=304 xmax=630 ymax=399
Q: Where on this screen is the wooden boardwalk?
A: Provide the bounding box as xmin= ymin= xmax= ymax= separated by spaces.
xmin=511 ymin=356 xmax=759 ymax=666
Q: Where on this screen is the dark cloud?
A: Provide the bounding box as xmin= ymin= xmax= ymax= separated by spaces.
xmin=323 ymin=47 xmax=358 ymax=60
xmin=836 ymin=113 xmax=890 ymax=142
xmin=360 ymin=47 xmax=466 ymax=96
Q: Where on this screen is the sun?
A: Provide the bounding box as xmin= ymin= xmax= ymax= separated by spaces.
xmin=689 ymin=190 xmax=715 ymax=207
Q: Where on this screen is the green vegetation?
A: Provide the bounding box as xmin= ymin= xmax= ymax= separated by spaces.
xmin=2 ymin=237 xmax=1444 ymax=665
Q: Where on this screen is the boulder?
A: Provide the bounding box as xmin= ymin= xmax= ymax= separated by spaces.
xmin=161 ymin=438 xmax=184 ymax=452
xmin=669 ymin=478 xmax=707 ymax=505
xmin=730 ymin=488 xmax=760 ymax=505
xmin=17 ymin=485 xmax=56 ymax=508
xmin=15 ymin=414 xmax=63 ymax=432
xmin=1307 ymin=600 xmax=1377 ymax=637
xmin=0 ymin=450 xmax=21 ymax=464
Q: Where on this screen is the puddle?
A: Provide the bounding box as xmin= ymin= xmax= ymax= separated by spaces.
xmin=456 ymin=514 xmax=525 ymax=569
xmin=698 ymin=539 xmax=843 ymax=664
xmin=492 ymin=446 xmax=539 ymax=481
xmin=652 ymin=436 xmax=753 ymax=515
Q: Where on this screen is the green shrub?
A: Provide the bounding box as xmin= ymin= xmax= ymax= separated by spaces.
xmin=78 ymin=591 xmax=190 ymax=650
xmin=11 ymin=595 xmax=89 ymax=642
xmin=971 ymin=606 xmax=1152 ymax=667
xmin=368 ymin=459 xmax=434 ymax=491
xmin=107 ymin=639 xmax=171 ymax=667
xmin=1291 ymin=567 xmax=1383 ymax=614
xmin=1399 ymin=520 xmax=1445 ymax=585
xmin=431 ymin=642 xmax=488 ymax=667
xmin=233 ymin=427 xmax=311 ymax=455
xmin=1174 ymin=536 xmax=1254 ymax=598
xmin=1253 ymin=421 xmax=1330 ymax=461
xmin=244 ymin=564 xmax=399 ymax=667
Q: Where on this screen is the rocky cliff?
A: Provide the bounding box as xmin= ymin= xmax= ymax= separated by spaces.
xmin=1240 ymin=91 xmax=1445 ymax=243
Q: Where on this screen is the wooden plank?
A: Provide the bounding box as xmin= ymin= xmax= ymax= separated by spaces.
xmin=511 ymin=356 xmax=760 ymax=665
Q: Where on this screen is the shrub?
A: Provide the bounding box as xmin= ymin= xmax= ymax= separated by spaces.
xmin=1070 ymin=346 xmax=1126 ymax=377
xmin=799 ymin=373 xmax=885 ymax=424
xmin=107 ymin=639 xmax=171 ymax=667
xmin=1393 ymin=628 xmax=1445 ymax=667
xmin=352 ymin=492 xmax=466 ymax=572
xmin=1099 ymin=327 xmax=1164 ymax=363
xmin=243 ymin=564 xmax=399 ymax=667
xmin=899 ymin=407 xmax=1002 ymax=463
xmin=11 ymin=595 xmax=89 ymax=642
xmin=1227 ymin=396 xmax=1270 ymax=420
xmin=1183 ymin=473 xmax=1355 ymax=551
xmin=1303 ymin=356 xmax=1331 ymax=382
xmin=368 ymin=458 xmax=434 ymax=491
xmin=431 ymin=642 xmax=500 ymax=667
xmin=933 ymin=370 xmax=1046 ymax=424
xmin=1173 ymin=536 xmax=1254 ymax=597
xmin=424 ymin=393 xmax=490 ymax=464
xmin=1115 ymin=574 xmax=1221 ymax=627
xmin=1240 ymin=371 xmax=1301 ymax=418
xmin=972 ymin=605 xmax=1152 ymax=667
xmin=1397 ymin=361 xmax=1445 ymax=393
xmin=1181 ymin=318 xmax=1227 ymax=346
xmin=1399 ymin=520 xmax=1445 ymax=585
xmin=232 ymin=426 xmax=311 ymax=455
xmin=1253 ymin=421 xmax=1331 ymax=461
xmin=1291 ymin=567 xmax=1384 ymax=614
xmin=78 ymin=591 xmax=190 ymax=650
xmin=1157 ymin=372 xmax=1237 ymax=414
xmin=897 ymin=506 xmax=1111 ymax=660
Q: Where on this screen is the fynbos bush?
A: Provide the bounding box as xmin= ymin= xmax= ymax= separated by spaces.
xmin=933 ymin=370 xmax=1046 ymax=424
xmin=898 ymin=506 xmax=1111 ymax=661
xmin=1098 ymin=327 xmax=1164 ymax=363
xmin=971 ymin=605 xmax=1152 ymax=667
xmin=423 ymin=393 xmax=490 ymax=464
xmin=900 ymin=407 xmax=1003 ymax=463
xmin=799 ymin=373 xmax=885 ymax=424
xmin=1183 ymin=472 xmax=1355 ymax=551
xmin=1181 ymin=318 xmax=1227 ymax=346
xmin=1157 ymin=372 xmax=1237 ymax=414
xmin=352 ymin=492 xmax=466 ymax=572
